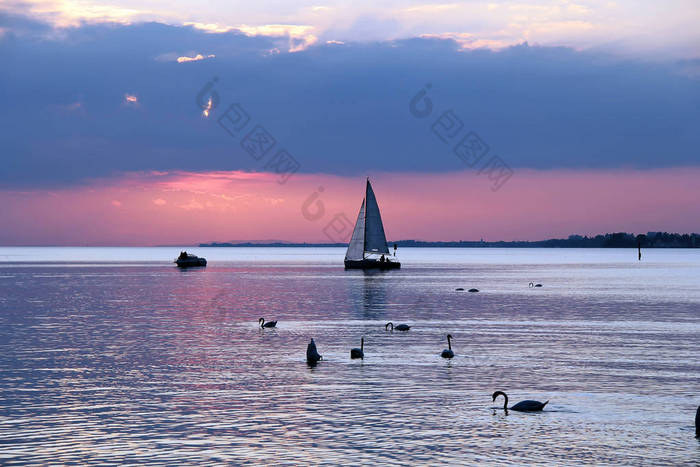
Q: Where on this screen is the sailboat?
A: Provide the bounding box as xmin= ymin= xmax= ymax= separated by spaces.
xmin=344 ymin=179 xmax=401 ymax=270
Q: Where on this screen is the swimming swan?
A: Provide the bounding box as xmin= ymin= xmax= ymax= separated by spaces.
xmin=386 ymin=322 xmax=411 ymax=331
xmin=529 ymin=282 xmax=543 ymax=288
xmin=259 ymin=318 xmax=277 ymax=328
xmin=306 ymin=338 xmax=322 ymax=364
xmin=440 ymin=334 xmax=454 ymax=359
xmin=350 ymin=337 xmax=364 ymax=359
xmin=492 ymin=391 xmax=548 ymax=412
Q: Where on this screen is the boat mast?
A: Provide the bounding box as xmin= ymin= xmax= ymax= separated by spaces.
xmin=363 ymin=178 xmax=369 ymax=259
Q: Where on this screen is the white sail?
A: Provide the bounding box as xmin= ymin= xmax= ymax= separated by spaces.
xmin=364 ymin=181 xmax=390 ymax=254
xmin=345 ymin=199 xmax=366 ymax=260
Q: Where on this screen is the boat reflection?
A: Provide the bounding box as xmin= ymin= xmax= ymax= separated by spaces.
xmin=345 ymin=269 xmax=391 ymax=318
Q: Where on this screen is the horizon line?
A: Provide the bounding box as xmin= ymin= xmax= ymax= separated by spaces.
xmin=2 ymin=231 xmax=698 ymax=248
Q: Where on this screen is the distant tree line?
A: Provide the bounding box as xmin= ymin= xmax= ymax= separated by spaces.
xmin=200 ymin=232 xmax=700 ymax=248
xmin=393 ymin=232 xmax=700 ymax=248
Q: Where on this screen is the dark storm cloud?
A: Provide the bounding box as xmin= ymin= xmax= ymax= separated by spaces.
xmin=0 ymin=15 xmax=698 ymax=188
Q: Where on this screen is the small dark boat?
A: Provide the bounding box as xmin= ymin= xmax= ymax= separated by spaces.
xmin=174 ymin=251 xmax=207 ymax=268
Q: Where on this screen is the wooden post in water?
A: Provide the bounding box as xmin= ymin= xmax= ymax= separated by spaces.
xmin=638 ymin=241 xmax=641 ymax=261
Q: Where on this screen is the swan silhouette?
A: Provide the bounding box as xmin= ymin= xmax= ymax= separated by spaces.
xmin=440 ymin=334 xmax=454 ymax=359
xmin=468 ymin=288 xmax=479 ymax=293
xmin=492 ymin=391 xmax=548 ymax=412
xmin=386 ymin=322 xmax=411 ymax=331
xmin=529 ymin=282 xmax=543 ymax=288
xmin=350 ymin=337 xmax=364 ymax=359
xmin=259 ymin=317 xmax=277 ymax=328
xmin=306 ymin=338 xmax=322 ymax=364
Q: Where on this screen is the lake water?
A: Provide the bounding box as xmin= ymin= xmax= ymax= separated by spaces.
xmin=0 ymin=247 xmax=698 ymax=464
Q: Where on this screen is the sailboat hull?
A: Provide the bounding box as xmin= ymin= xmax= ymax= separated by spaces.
xmin=344 ymin=259 xmax=401 ymax=270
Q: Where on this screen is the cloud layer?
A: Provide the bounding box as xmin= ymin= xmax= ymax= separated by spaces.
xmin=0 ymin=16 xmax=698 ymax=190
xmin=5 ymin=0 xmax=700 ymax=58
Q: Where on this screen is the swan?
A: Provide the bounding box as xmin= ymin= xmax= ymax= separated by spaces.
xmin=306 ymin=338 xmax=322 ymax=364
xmin=386 ymin=322 xmax=411 ymax=331
xmin=259 ymin=317 xmax=277 ymax=328
xmin=529 ymin=282 xmax=543 ymax=288
xmin=350 ymin=337 xmax=364 ymax=359
xmin=492 ymin=391 xmax=548 ymax=412
xmin=440 ymin=334 xmax=454 ymax=359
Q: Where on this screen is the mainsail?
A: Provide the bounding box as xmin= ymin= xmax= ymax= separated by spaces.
xmin=364 ymin=181 xmax=390 ymax=254
xmin=345 ymin=180 xmax=390 ymax=260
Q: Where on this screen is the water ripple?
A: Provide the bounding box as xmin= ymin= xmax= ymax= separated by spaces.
xmin=1 ymin=252 xmax=699 ymax=464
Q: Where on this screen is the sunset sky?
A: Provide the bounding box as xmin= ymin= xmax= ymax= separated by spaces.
xmin=1 ymin=0 xmax=699 ymax=245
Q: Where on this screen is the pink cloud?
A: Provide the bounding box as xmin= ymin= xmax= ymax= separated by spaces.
xmin=176 ymin=53 xmax=215 ymax=63
xmin=0 ymin=168 xmax=698 ymax=245
xmin=177 ymin=199 xmax=205 ymax=210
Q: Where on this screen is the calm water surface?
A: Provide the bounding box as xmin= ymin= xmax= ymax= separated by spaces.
xmin=0 ymin=247 xmax=698 ymax=465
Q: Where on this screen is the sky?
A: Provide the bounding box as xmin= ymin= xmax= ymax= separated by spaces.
xmin=0 ymin=0 xmax=699 ymax=245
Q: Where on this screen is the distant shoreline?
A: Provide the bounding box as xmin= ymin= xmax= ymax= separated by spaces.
xmin=200 ymin=232 xmax=700 ymax=249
